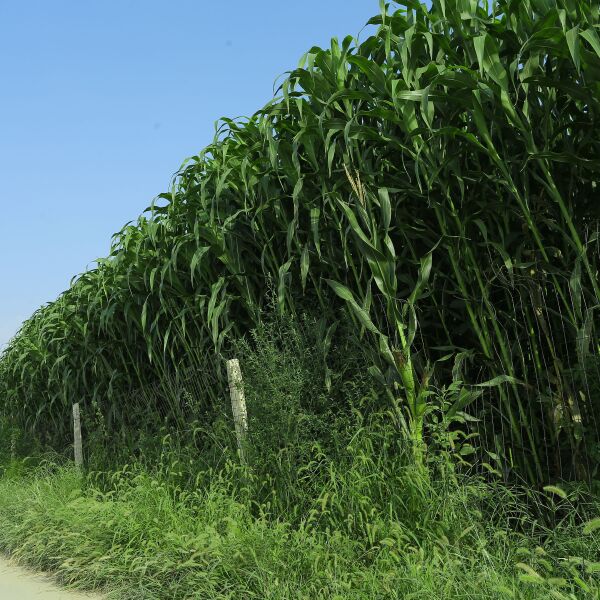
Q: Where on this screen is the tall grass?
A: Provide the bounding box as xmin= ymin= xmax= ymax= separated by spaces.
xmin=0 ymin=432 xmax=598 ymax=599
xmin=1 ymin=312 xmax=600 ymax=599
xmin=1 ymin=0 xmax=600 ymax=482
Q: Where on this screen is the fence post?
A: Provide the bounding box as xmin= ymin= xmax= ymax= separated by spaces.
xmin=72 ymin=403 xmax=83 ymax=468
xmin=226 ymin=359 xmax=248 ymax=464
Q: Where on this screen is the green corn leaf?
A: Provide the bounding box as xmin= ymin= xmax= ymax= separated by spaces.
xmin=475 ymin=375 xmax=523 ymax=388
xmin=580 ymin=27 xmax=600 ymax=59
xmin=310 ymin=207 xmax=321 ymax=257
xmin=190 ymin=246 xmax=210 ymax=284
xmin=277 ymin=259 xmax=293 ymax=315
xmin=348 ymin=55 xmax=387 ymax=95
xmin=325 ymin=279 xmax=380 ymax=335
xmin=338 ymin=200 xmax=386 ymax=261
xmin=569 ymin=256 xmax=582 ymax=319
xmin=446 ymin=387 xmax=483 ymax=419
xmin=566 ymin=26 xmax=581 ymax=72
xmin=408 ymin=252 xmax=433 ymax=306
xmin=378 ymin=187 xmax=392 ymax=232
xmin=300 ymin=246 xmax=310 ymax=291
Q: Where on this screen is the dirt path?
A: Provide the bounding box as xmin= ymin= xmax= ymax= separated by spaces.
xmin=0 ymin=556 xmax=103 ymax=599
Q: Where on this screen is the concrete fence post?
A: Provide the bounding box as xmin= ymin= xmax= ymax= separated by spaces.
xmin=226 ymin=359 xmax=248 ymax=464
xmin=72 ymin=403 xmax=83 ymax=468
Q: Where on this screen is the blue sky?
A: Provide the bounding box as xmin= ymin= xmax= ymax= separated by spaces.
xmin=0 ymin=1 xmax=380 ymax=348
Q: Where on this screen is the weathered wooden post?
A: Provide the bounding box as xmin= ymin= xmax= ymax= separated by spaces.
xmin=226 ymin=359 xmax=248 ymax=464
xmin=72 ymin=403 xmax=83 ymax=468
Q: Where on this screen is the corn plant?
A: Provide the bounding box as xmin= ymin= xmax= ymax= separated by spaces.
xmin=1 ymin=0 xmax=599 ymax=482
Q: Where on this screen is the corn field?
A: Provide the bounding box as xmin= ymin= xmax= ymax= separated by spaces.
xmin=1 ymin=0 xmax=599 ymax=483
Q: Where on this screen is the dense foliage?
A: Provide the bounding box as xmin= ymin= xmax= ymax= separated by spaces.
xmin=0 ymin=317 xmax=600 ymax=600
xmin=1 ymin=0 xmax=600 ymax=482
xmin=1 ymin=319 xmax=599 ymax=599
xmin=0 ymin=459 xmax=598 ymax=599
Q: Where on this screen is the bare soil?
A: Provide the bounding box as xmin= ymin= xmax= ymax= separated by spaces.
xmin=0 ymin=556 xmax=103 ymax=599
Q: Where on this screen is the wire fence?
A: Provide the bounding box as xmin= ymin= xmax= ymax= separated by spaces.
xmin=68 ymin=275 xmax=600 ymax=485
xmin=77 ymin=361 xmax=229 ymax=470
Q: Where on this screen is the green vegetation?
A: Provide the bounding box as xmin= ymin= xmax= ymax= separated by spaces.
xmin=2 ymin=313 xmax=600 ymax=599
xmin=0 ymin=461 xmax=598 ymax=599
xmin=1 ymin=1 xmax=600 ymax=598
xmin=1 ymin=0 xmax=599 ymax=480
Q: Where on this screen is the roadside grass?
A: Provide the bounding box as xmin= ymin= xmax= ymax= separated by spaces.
xmin=0 ymin=453 xmax=598 ymax=600
xmin=1 ymin=315 xmax=599 ymax=599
